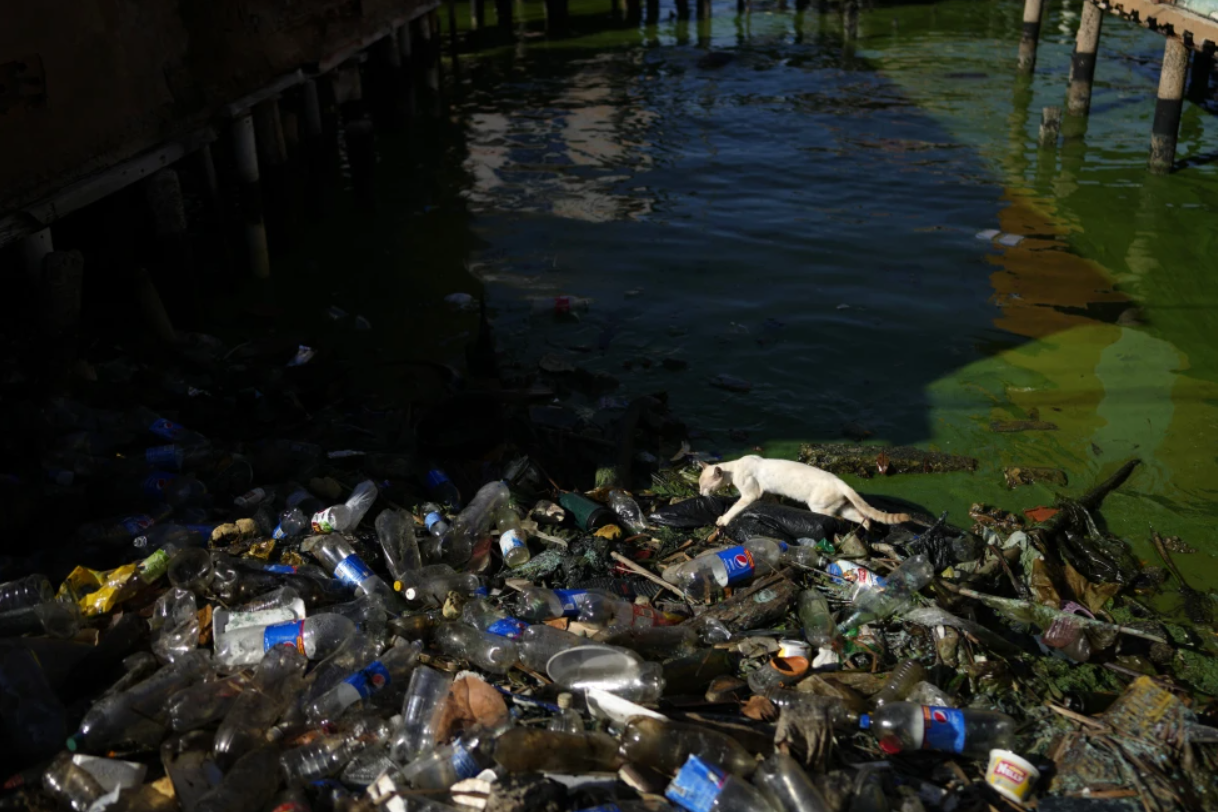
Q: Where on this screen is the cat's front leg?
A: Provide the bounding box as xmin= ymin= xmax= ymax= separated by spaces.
xmin=716 ymin=489 xmax=760 ymax=526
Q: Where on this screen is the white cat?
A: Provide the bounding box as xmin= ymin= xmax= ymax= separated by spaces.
xmin=698 ymin=455 xmax=911 ymax=530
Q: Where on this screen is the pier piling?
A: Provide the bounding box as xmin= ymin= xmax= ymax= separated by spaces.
xmin=1188 ymin=44 xmax=1213 ymax=101
xmin=1018 ymin=0 xmax=1045 ymax=73
xmin=230 ymin=111 xmax=271 ymax=279
xmin=1149 ymin=38 xmax=1190 ymax=174
xmin=21 ymin=229 xmax=54 ymax=280
xmin=1039 ymin=105 xmax=1063 ymax=148
xmin=1066 ymin=1 xmax=1104 ymax=117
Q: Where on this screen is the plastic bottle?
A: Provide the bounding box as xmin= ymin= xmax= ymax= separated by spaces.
xmin=662 ymin=539 xmax=821 ymax=592
xmin=305 ymin=641 xmax=423 ymax=723
xmin=166 ymin=670 xmax=256 ymax=731
xmin=529 ymin=294 xmax=592 ymax=315
xmin=130 ymin=405 xmax=208 ymax=446
xmin=215 ymin=614 xmax=356 ymax=669
xmin=547 ymin=645 xmax=664 ymax=703
xmin=266 ymin=786 xmax=312 ymax=812
xmin=798 ymin=589 xmax=836 ymax=648
xmin=763 ymin=690 xmax=859 ymax=729
xmin=859 ymin=702 xmax=1015 ymax=759
xmin=68 ymin=650 xmax=211 ymax=753
xmin=870 ymin=659 xmax=926 ymax=708
xmin=836 ymin=555 xmax=934 ymax=635
xmin=517 ymin=624 xmax=589 ymax=672
xmin=607 ymin=490 xmax=647 ymax=534
xmin=577 ymin=594 xmax=679 ymax=628
xmin=593 ymin=625 xmax=700 ymax=660
xmin=43 ymin=752 xmax=106 ymax=812
xmin=398 ymin=564 xmax=483 ymax=603
xmin=620 ymin=716 xmax=756 ymax=777
xmin=442 ymin=480 xmax=510 ymax=564
xmin=399 ymin=729 xmax=497 ymax=789
xmin=0 ymin=574 xmax=54 ymax=611
xmin=272 ymin=488 xmax=325 ymax=539
xmin=549 ymin=692 xmax=583 ymax=734
xmin=515 ymin=586 xmax=602 ymax=622
xmin=214 ymin=646 xmax=308 ymax=762
xmin=308 ymin=535 xmax=400 ymax=605
xmin=752 ymin=752 xmax=831 ymax=812
xmin=391 ymin=665 xmax=454 ymax=762
xmin=296 ymin=633 xmax=382 ymax=716
xmin=311 ymin=479 xmax=379 ymax=534
xmin=461 ymin=599 xmax=529 ymax=639
xmin=420 ymin=502 xmax=451 ymax=537
xmin=433 ymin=622 xmax=520 ymax=674
xmin=76 ymin=509 xmax=173 ymax=546
xmin=122 ymin=471 xmax=210 ymax=507
xmin=149 ymin=587 xmax=199 ymax=664
xmin=131 ymin=522 xmax=213 ymax=553
xmin=666 ymin=754 xmax=776 ymax=811
xmin=166 ymin=547 xmax=215 ymax=592
xmin=281 ymin=716 xmax=392 ymax=781
xmin=196 ymin=745 xmax=281 ymax=812
xmin=423 ymin=468 xmax=463 ymax=509
xmin=325 ymin=595 xmax=390 ymax=637
xmin=143 ymin=442 xmax=218 ymax=473
xmin=375 ymin=508 xmax=423 ymax=583
xmin=493 ymin=502 xmax=531 ymax=568
xmin=494 ymin=728 xmax=622 ymax=773
xmin=825 ymin=560 xmax=887 ymax=590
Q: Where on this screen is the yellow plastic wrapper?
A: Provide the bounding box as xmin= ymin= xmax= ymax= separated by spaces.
xmin=244 ymin=540 xmax=275 ymax=561
xmin=57 ymin=548 xmax=171 ymax=616
xmin=594 ymin=524 xmax=623 ymax=541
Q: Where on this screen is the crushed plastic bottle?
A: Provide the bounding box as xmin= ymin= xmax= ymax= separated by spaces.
xmin=391 ymin=665 xmax=454 ymax=762
xmin=859 ymin=702 xmax=1015 ymax=759
xmin=375 ymin=508 xmax=423 ymax=584
xmin=304 ymin=640 xmax=422 ymax=723
xmin=666 ymin=754 xmax=776 ymax=811
xmin=310 ymin=479 xmax=378 ymax=534
xmin=663 ymin=538 xmax=821 ymax=593
xmin=836 ymin=555 xmax=934 ymax=635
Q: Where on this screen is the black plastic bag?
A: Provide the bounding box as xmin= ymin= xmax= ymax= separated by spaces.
xmin=725 ymin=503 xmax=851 ymax=544
xmin=648 ymin=496 xmax=733 ymax=528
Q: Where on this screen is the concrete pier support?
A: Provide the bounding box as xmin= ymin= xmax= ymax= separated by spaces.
xmin=471 ymin=0 xmax=486 ymax=31
xmin=1188 ymin=46 xmax=1213 ymax=101
xmin=230 ymin=111 xmax=271 ymax=279
xmin=676 ymin=0 xmax=691 ymax=19
xmin=21 ymin=228 xmax=54 ymax=280
xmin=1039 ymin=105 xmax=1062 ymax=148
xmin=645 ymin=0 xmax=659 ymax=23
xmin=1149 ymin=38 xmax=1190 ymax=174
xmin=39 ymin=250 xmax=85 ymax=390
xmin=843 ymin=1 xmax=859 ymax=41
xmin=697 ymin=0 xmax=711 ymax=19
xmin=1066 ymin=1 xmax=1104 ymax=117
xmin=1018 ymin=0 xmax=1045 ymax=73
xmin=253 ymin=98 xmax=291 ymax=230
xmin=496 ymin=0 xmax=514 ymax=29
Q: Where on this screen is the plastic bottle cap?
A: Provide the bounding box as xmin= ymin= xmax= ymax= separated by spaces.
xmin=394 ymin=581 xmax=403 ymax=592
xmin=858 ymin=714 xmax=871 ymax=730
xmin=66 ymin=736 xmax=79 ymax=752
xmin=557 ymin=692 xmax=573 ymax=709
xmin=879 ymin=735 xmax=903 ymax=755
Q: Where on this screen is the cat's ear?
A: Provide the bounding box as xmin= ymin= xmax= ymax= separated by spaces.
xmin=712 ymin=466 xmax=723 ymax=477
xmin=696 ymin=460 xmax=709 ymax=470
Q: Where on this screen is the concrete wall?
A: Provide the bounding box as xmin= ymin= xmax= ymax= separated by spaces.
xmin=0 ymin=0 xmax=431 ymax=215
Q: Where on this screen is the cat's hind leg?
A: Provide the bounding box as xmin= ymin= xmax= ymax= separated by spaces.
xmin=833 ymin=502 xmax=871 ymax=531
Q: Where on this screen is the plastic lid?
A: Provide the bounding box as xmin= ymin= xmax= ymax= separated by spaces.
xmin=557 ymin=692 xmax=573 ymax=709
xmin=858 ymin=714 xmax=871 ymax=730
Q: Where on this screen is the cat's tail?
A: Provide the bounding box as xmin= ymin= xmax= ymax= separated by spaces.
xmin=843 ymin=488 xmax=911 ymax=526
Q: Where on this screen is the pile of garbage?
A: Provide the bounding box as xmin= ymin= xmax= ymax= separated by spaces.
xmin=2 ymin=326 xmax=1218 ymax=812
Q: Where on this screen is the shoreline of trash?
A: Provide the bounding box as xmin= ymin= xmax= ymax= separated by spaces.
xmin=2 ymin=311 xmax=1217 ymax=812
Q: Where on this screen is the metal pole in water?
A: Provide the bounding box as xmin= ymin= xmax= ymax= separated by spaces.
xmin=230 ymin=110 xmax=271 ymax=279
xmin=1149 ymin=38 xmax=1190 ymax=174
xmin=1018 ymin=0 xmax=1044 ymax=73
xmin=1065 ymin=1 xmax=1103 ymax=117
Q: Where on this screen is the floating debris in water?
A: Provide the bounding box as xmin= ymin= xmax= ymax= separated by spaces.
xmin=709 ymin=374 xmax=752 ymax=393
xmin=976 ymin=228 xmax=1026 ymax=247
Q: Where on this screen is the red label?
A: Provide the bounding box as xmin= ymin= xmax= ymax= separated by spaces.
xmin=554 ymin=296 xmax=572 ymax=314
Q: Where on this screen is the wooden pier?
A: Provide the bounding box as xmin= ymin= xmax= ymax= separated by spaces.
xmin=1018 ymin=0 xmax=1218 ymax=172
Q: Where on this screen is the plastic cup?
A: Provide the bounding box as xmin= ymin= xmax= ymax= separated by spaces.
xmin=985 ymin=749 xmax=1039 ymax=805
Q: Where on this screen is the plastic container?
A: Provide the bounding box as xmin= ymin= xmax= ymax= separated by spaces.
xmin=985 ymin=749 xmax=1040 ymax=804
xmin=859 ymin=702 xmax=1015 ymax=759
xmin=665 ymin=754 xmax=775 ymax=811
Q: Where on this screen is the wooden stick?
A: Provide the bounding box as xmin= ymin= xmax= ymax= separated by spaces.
xmin=610 ymin=551 xmax=691 ymax=603
xmin=1046 ymin=701 xmax=1107 ymax=730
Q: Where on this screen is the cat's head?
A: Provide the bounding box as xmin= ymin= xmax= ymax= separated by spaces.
xmin=698 ymin=462 xmax=730 ymax=495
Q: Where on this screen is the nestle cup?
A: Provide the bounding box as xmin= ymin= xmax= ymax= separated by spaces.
xmin=985 ymin=749 xmax=1038 ymax=804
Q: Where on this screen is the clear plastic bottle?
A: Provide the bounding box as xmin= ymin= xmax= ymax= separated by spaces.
xmin=859 ymin=702 xmax=1015 ymax=759
xmin=517 ymin=624 xmax=588 ymax=672
xmin=547 ymin=645 xmax=664 ymax=703
xmin=214 ymin=646 xmax=308 ymax=762
xmin=195 ymin=745 xmax=281 ymax=812
xmin=165 ymin=547 xmax=215 ymax=592
xmin=0 ymin=596 xmax=81 ymax=639
xmin=391 ymin=665 xmax=454 ymax=762
xmin=495 ymin=728 xmax=621 ymax=773
xmin=798 ymin=589 xmax=835 ymax=648
xmin=375 ymin=508 xmax=423 ymax=583
xmin=215 ymin=614 xmax=356 ymax=669
xmin=121 ymin=471 xmax=210 ymax=508
xmin=461 ymin=599 xmax=529 ymax=640
xmin=131 ymin=522 xmax=214 ymax=553
xmin=130 ymin=405 xmax=208 ymax=446
xmin=420 ymin=502 xmax=451 ymax=537
xmin=763 ymin=690 xmax=859 ymax=730
xmin=143 ymin=442 xmax=218 ymax=473
xmin=0 ymin=574 xmax=54 ymax=611
xmin=752 ymin=752 xmax=831 ymax=812
xmin=309 ymin=535 xmax=400 ymax=606
xmin=666 ymin=754 xmax=776 ymax=811
xmin=620 ymin=716 xmax=755 ymax=777
xmin=577 ymin=594 xmax=679 ymax=628
xmin=493 ymin=502 xmax=531 ymax=568
xmin=149 ymin=587 xmax=199 ymax=664
xmin=399 ymin=729 xmax=497 ymax=789
xmin=305 ymin=641 xmax=423 ymax=723
xmin=515 ymin=586 xmax=602 ymax=622
xmin=310 ymin=479 xmax=379 ymax=534
xmin=529 ymin=294 xmax=592 ymax=315
xmin=436 ymin=480 xmax=509 ymax=565
xmin=663 ymin=539 xmax=821 ymax=592
xmin=870 ymin=659 xmax=926 ymax=708
xmin=423 ymin=468 xmax=463 ymax=510
xmin=433 ymin=622 xmax=520 ymax=674
xmin=281 ymin=716 xmax=391 ymax=782
xmin=296 ymin=633 xmax=382 ymax=716
xmin=67 ymin=650 xmax=211 ymax=753
xmin=43 ymin=752 xmax=106 ymax=812
xmin=398 ymin=564 xmax=483 ymax=604
xmin=166 ymin=670 xmax=256 ymax=731
xmin=836 ymin=555 xmax=934 ymax=635
xmin=549 ymin=692 xmax=583 ymax=734
xmin=607 ymin=490 xmax=647 ymax=535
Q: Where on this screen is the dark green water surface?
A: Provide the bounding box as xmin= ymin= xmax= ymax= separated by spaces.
xmin=285 ymin=0 xmax=1218 ymax=588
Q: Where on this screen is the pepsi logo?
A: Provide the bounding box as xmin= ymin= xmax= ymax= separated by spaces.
xmin=931 ymin=709 xmax=949 ymax=724
xmin=370 ymin=671 xmax=387 ymax=689
xmin=734 ymin=554 xmax=750 ymax=567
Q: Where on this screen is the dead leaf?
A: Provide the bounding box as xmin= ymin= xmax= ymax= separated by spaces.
xmin=1030 ymin=559 xmax=1062 ymax=609
xmin=433 ymin=675 xmax=510 ymax=744
xmin=1023 ymin=506 xmax=1059 ymax=523
xmin=196 ymin=604 xmax=213 ymax=646
xmin=741 ymin=695 xmax=777 ymax=721
xmin=1064 ymin=563 xmax=1120 ymax=615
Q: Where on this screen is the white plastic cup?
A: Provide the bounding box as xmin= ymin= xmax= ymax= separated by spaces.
xmin=986 ymin=749 xmax=1039 ymax=804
